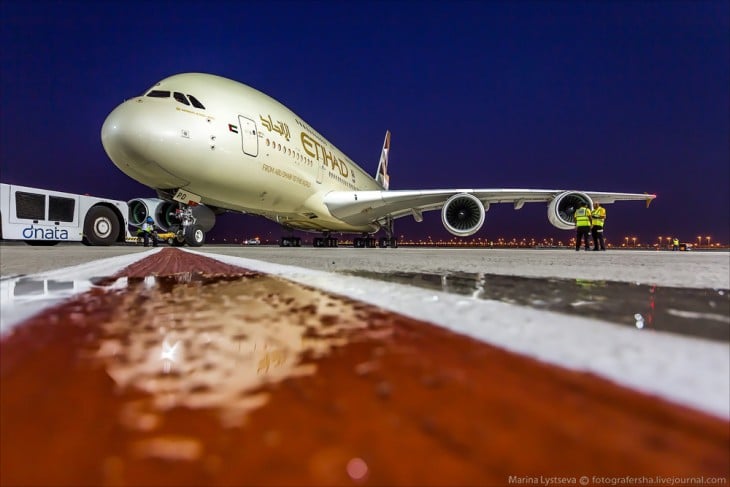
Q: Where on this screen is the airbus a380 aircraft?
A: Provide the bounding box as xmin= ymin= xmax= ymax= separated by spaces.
xmin=101 ymin=73 xmax=654 ymax=247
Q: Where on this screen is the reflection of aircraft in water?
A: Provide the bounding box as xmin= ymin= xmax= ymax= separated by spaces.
xmin=102 ymin=73 xmax=655 ymax=248
xmin=0 ymin=277 xmax=92 ymax=335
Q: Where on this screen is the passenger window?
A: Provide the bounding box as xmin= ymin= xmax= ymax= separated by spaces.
xmin=146 ymin=90 xmax=171 ymax=98
xmin=15 ymin=192 xmax=45 ymax=220
xmin=173 ymin=92 xmax=190 ymax=105
xmin=187 ymin=95 xmax=205 ymax=109
xmin=49 ymin=196 xmax=75 ymax=222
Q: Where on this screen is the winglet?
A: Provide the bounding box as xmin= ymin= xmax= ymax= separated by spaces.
xmin=375 ymin=130 xmax=391 ymax=190
xmin=645 ymin=192 xmax=655 ymax=208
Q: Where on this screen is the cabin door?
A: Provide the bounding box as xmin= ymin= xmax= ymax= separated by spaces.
xmin=238 ymin=116 xmax=258 ymax=157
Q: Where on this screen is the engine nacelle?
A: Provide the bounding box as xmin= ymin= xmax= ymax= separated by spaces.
xmin=128 ymin=198 xmax=216 ymax=232
xmin=189 ymin=204 xmax=216 ymax=232
xmin=547 ymin=191 xmax=593 ymax=230
xmin=441 ymin=193 xmax=486 ymax=237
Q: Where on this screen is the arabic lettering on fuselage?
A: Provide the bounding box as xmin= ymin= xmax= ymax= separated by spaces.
xmin=260 ymin=114 xmax=290 ymax=141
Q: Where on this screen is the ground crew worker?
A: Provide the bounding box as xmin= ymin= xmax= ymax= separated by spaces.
xmin=591 ymin=202 xmax=606 ymax=251
xmin=672 ymin=237 xmax=679 ymax=251
xmin=574 ymin=201 xmax=592 ymax=251
xmin=140 ymin=216 xmax=158 ymax=247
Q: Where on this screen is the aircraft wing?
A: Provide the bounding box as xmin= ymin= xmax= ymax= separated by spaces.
xmin=323 ymin=188 xmax=655 ymax=227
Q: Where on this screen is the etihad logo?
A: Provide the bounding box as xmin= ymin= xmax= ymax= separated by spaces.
xmin=260 ymin=114 xmax=290 ymax=141
xmin=300 ymin=132 xmax=350 ymax=179
xmin=22 ymin=225 xmax=69 ymax=240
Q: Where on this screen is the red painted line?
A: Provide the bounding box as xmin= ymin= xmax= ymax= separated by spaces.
xmin=2 ymin=248 xmax=728 ymax=486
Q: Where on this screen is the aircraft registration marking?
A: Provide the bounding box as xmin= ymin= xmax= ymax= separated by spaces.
xmin=173 ymin=189 xmax=202 ymax=205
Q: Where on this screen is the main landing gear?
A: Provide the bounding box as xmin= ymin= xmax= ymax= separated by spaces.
xmin=313 ymin=234 xmax=338 ymax=247
xmin=353 ymin=236 xmax=376 ymax=248
xmin=279 ymin=236 xmax=301 ymax=247
xmin=378 ymin=236 xmax=398 ymax=248
xmin=279 ymin=220 xmax=398 ymax=249
xmin=375 ymin=217 xmax=398 ymax=248
xmin=354 ymin=218 xmax=398 ymax=248
xmin=278 ymin=235 xmax=336 ymax=247
xmin=353 ymin=235 xmax=397 ymax=248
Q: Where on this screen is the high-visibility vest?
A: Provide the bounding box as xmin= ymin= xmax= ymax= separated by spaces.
xmin=574 ymin=207 xmax=592 ymax=227
xmin=673 ymin=238 xmax=679 ymax=246
xmin=591 ymin=207 xmax=606 ymax=227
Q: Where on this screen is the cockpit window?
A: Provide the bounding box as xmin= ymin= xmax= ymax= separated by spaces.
xmin=146 ymin=90 xmax=170 ymax=98
xmin=173 ymin=92 xmax=190 ymax=106
xmin=187 ymin=94 xmax=205 ymax=109
xmin=145 ymin=89 xmax=204 ymax=109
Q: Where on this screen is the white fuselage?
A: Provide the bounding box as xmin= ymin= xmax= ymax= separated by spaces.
xmin=101 ymin=73 xmax=382 ymax=233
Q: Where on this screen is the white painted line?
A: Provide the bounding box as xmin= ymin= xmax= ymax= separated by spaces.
xmin=188 ymin=249 xmax=730 ymax=420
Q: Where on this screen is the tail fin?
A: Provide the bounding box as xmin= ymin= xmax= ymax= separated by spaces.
xmin=375 ymin=130 xmax=391 ymax=190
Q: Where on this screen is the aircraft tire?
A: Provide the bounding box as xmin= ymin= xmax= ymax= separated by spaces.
xmin=170 ymin=234 xmax=186 ymax=246
xmin=84 ymin=206 xmax=119 ymax=246
xmin=184 ymin=225 xmax=205 ymax=247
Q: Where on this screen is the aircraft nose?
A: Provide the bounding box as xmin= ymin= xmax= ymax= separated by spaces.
xmin=101 ymin=99 xmax=151 ymax=168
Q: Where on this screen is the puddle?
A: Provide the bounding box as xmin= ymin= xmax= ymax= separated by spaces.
xmin=1 ymin=276 xmax=98 ymax=333
xmin=341 ymin=271 xmax=730 ymax=342
xmin=2 ymin=271 xmax=391 ymax=429
xmin=88 ymin=273 xmax=386 ymax=430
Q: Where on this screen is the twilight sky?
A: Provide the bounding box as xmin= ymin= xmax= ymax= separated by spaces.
xmin=1 ymin=0 xmax=728 ymax=243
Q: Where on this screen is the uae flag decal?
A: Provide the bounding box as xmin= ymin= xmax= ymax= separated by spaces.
xmin=228 ymin=124 xmax=238 ymax=133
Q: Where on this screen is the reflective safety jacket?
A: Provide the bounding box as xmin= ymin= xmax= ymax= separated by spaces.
xmin=673 ymin=238 xmax=679 ymax=246
xmin=141 ymin=222 xmax=155 ymax=234
xmin=591 ymin=207 xmax=606 ymax=227
xmin=574 ymin=207 xmax=592 ymax=227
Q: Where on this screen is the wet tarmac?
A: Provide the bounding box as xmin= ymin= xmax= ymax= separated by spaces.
xmin=1 ymin=249 xmax=729 ymax=486
xmin=343 ymin=270 xmax=730 ymax=342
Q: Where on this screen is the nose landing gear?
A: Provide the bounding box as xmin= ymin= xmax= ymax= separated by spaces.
xmin=184 ymin=224 xmax=206 ymax=246
xmin=168 ymin=205 xmax=205 ymax=247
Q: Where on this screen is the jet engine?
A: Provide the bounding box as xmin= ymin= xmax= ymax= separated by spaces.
xmin=547 ymin=191 xmax=593 ymax=230
xmin=441 ymin=193 xmax=486 ymax=237
xmin=128 ymin=198 xmax=179 ymax=231
xmin=128 ymin=198 xmax=216 ymax=232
